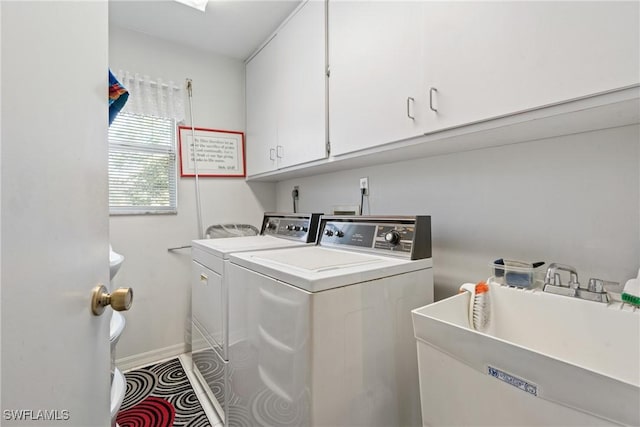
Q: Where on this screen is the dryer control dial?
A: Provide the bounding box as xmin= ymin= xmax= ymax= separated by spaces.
xmin=385 ymin=230 xmax=401 ymax=246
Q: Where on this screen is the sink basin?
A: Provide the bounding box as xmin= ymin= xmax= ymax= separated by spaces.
xmin=109 ymin=245 xmax=124 ymax=280
xmin=412 ymin=282 xmax=639 ymax=426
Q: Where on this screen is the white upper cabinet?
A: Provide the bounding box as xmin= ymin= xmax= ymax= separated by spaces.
xmin=247 ymin=1 xmax=639 ymax=181
xmin=245 ymin=1 xmax=327 ymax=177
xmin=277 ymin=0 xmax=327 ymax=169
xmin=246 ymin=35 xmax=279 ymax=176
xmin=422 ymin=1 xmax=640 ymax=132
xmin=328 ymin=1 xmax=424 ymax=157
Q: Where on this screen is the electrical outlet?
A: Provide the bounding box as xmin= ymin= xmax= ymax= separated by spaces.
xmin=359 ymin=177 xmax=369 ymax=195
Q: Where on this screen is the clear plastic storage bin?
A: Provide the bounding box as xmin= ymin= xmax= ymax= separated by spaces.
xmin=490 ymin=260 xmax=545 ymax=289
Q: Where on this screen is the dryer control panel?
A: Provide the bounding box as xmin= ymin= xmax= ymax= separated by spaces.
xmin=260 ymin=212 xmax=322 ymax=243
xmin=318 ymin=216 xmax=432 ymax=260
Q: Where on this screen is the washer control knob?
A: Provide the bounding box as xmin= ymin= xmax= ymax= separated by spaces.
xmin=294 ymin=225 xmax=302 ymax=231
xmin=385 ymin=230 xmax=401 ymax=246
xmin=286 ymin=224 xmax=294 ymax=231
xmin=324 ymin=229 xmax=334 ymax=237
xmin=336 ymin=230 xmax=345 ymax=238
xmin=267 ymin=222 xmax=276 ymax=230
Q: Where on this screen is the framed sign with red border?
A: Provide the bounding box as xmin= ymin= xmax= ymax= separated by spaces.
xmin=178 ymin=126 xmax=246 ymax=177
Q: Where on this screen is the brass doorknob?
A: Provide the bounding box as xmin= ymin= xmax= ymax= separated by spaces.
xmin=91 ymin=284 xmax=134 ymax=316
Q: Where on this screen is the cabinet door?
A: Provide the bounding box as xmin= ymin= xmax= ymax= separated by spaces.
xmin=329 ymin=1 xmax=424 ymax=156
xmin=423 ymin=1 xmax=640 ymax=132
xmin=246 ymin=35 xmax=279 ymax=176
xmin=277 ymin=0 xmax=327 ymax=169
xmin=191 ymin=260 xmax=225 ymax=358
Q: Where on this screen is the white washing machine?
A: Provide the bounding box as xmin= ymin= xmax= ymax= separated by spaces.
xmin=226 ymin=216 xmax=433 ymax=426
xmin=190 ymin=212 xmax=322 ymax=423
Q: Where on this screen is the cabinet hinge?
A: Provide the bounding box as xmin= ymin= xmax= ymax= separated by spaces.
xmin=326 ymin=66 xmax=330 ymax=78
xmin=326 ymin=141 xmax=331 ymax=156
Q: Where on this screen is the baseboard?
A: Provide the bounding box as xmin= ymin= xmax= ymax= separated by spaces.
xmin=116 ymin=343 xmax=188 ymax=372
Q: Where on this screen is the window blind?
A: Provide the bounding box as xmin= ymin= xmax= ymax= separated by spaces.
xmin=108 ymin=113 xmax=177 ymax=214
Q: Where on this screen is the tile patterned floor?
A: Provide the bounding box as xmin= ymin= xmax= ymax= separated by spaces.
xmin=118 ymin=353 xmax=222 ymax=427
xmin=178 ymin=353 xmax=223 ymax=427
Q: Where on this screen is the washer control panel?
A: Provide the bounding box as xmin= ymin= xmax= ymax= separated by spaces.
xmin=319 ymin=216 xmax=432 ymax=260
xmin=260 ymin=213 xmax=322 ymax=243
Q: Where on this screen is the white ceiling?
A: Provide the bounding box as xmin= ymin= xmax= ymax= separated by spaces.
xmin=109 ymin=0 xmax=302 ymax=61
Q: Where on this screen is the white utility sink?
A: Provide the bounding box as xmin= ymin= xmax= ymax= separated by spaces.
xmin=412 ymin=282 xmax=639 ymax=426
xmin=109 ymin=245 xmax=124 ymax=280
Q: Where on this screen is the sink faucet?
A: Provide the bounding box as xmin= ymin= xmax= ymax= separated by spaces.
xmin=543 ymin=263 xmax=611 ymax=303
xmin=543 ymin=263 xmax=579 ymax=297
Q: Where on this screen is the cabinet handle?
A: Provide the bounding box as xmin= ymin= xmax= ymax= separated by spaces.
xmin=269 ymin=148 xmax=276 ymax=161
xmin=200 ymin=273 xmax=208 ymax=282
xmin=429 ymin=87 xmax=438 ymax=112
xmin=407 ymin=97 xmax=415 ymax=120
xmin=276 ymin=145 xmax=284 ymax=159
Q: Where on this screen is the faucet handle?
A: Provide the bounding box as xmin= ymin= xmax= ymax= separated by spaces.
xmin=545 ymin=263 xmax=579 ymax=288
xmin=568 ymin=271 xmax=580 ymax=289
xmin=587 ymin=278 xmax=618 ymax=294
xmin=544 ymin=264 xmax=558 ymax=286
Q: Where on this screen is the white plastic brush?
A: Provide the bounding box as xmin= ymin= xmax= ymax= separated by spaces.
xmin=621 ymin=268 xmax=640 ymax=307
xmin=459 ymin=281 xmax=491 ymax=332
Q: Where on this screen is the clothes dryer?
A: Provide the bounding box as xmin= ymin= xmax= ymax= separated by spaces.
xmin=226 ymin=216 xmax=433 ymax=426
xmin=190 ymin=212 xmax=321 ymax=423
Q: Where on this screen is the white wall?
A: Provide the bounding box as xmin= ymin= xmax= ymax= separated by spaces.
xmin=109 ymin=26 xmax=276 ymax=361
xmin=276 ymin=125 xmax=640 ymax=300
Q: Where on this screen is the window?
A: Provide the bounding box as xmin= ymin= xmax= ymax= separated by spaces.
xmin=108 ymin=112 xmax=177 ymax=214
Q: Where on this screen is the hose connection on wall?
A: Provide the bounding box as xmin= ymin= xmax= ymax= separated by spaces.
xmin=359 ymin=177 xmax=369 ymax=215
xmin=292 ymin=186 xmax=300 ymax=213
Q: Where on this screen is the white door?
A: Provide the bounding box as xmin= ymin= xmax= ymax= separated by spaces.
xmin=246 ymin=35 xmax=279 ymax=176
xmin=1 ymin=2 xmax=111 ymax=426
xmin=328 ymin=1 xmax=424 ymax=156
xmin=277 ymin=0 xmax=327 ymax=169
xmin=422 ymin=1 xmax=640 ymax=132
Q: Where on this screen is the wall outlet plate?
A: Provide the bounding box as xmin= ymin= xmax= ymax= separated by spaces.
xmin=359 ymin=177 xmax=369 ymax=195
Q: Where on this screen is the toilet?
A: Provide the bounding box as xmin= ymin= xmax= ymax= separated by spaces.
xmin=110 ymin=311 xmax=126 ymax=372
xmin=111 ymin=368 xmax=126 ymax=426
xmin=109 ymin=245 xmax=125 ymax=281
xmin=109 ymin=245 xmax=126 ymax=427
